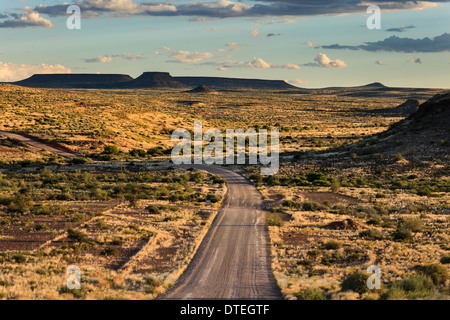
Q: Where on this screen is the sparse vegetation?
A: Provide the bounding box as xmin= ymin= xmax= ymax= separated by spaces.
xmin=0 ymin=83 xmax=448 ymax=301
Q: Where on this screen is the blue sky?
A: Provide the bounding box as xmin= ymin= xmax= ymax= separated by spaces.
xmin=0 ymin=0 xmax=449 ymax=88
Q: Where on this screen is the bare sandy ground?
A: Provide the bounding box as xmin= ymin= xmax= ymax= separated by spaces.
xmin=0 ymin=131 xmax=76 ymax=158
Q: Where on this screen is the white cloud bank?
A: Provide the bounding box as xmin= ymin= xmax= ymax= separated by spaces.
xmin=0 ymin=61 xmax=71 ymax=82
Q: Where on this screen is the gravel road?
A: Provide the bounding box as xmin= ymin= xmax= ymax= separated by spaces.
xmin=161 ymin=165 xmax=282 ymax=300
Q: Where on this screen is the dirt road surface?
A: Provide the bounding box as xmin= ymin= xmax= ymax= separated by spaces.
xmin=161 ymin=165 xmax=282 ymax=300
xmin=0 ymin=131 xmax=76 ymax=158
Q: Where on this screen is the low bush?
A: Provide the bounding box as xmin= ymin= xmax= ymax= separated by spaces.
xmin=67 ymin=228 xmax=89 ymax=243
xmin=324 ymin=240 xmax=343 ymax=250
xmin=101 ymin=247 xmax=119 ymax=256
xmin=341 ymin=271 xmax=370 ymax=294
xmin=416 ymin=264 xmax=448 ymax=286
xmin=399 ymin=218 xmax=423 ymax=233
xmin=359 ymin=229 xmax=383 ymax=240
xmin=382 ymin=274 xmax=435 ymax=300
xmin=295 ymin=287 xmax=326 ymax=300
xmin=392 ymin=228 xmax=413 ymax=242
xmin=302 ymin=201 xmax=328 ymax=211
xmin=146 ymin=205 xmax=161 ymax=214
xmin=440 ymin=255 xmax=450 ymax=264
xmin=267 ymin=215 xmax=283 ymax=227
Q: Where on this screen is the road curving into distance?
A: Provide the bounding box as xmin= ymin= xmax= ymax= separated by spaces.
xmin=160 ymin=164 xmax=282 ymax=300
xmin=0 ymin=130 xmax=282 ymax=299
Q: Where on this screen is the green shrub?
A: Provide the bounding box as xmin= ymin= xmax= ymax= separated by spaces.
xmin=329 ymin=180 xmax=340 ymax=192
xmin=129 ymin=148 xmax=146 ymax=158
xmin=399 ymin=218 xmax=423 ymax=233
xmin=267 ymin=215 xmax=283 ymax=227
xmin=0 ymin=280 xmax=11 ymax=287
xmin=282 ymin=200 xmax=301 ymax=209
xmin=67 ymin=228 xmax=88 ymax=243
xmin=11 ymin=253 xmax=27 ymax=264
xmin=306 ymin=171 xmax=326 ymax=182
xmin=324 ymin=240 xmax=343 ymax=250
xmin=101 ymin=247 xmax=119 ymax=256
xmin=295 ymin=287 xmax=326 ymax=300
xmin=146 ymin=205 xmax=161 ymax=214
xmin=440 ymin=255 xmax=450 ymax=264
xmin=34 ymin=223 xmax=50 ymax=231
xmin=416 ymin=264 xmax=448 ymax=286
xmin=206 ymin=193 xmax=221 ymax=203
xmin=302 ymin=201 xmax=328 ymax=211
xmin=211 ymin=175 xmax=226 ymax=184
xmin=103 ymin=145 xmax=119 ymax=155
xmin=382 ymin=275 xmax=434 ymax=300
xmin=394 ymin=153 xmax=404 ymax=161
xmin=359 ymin=229 xmax=383 ymax=240
xmin=69 ymin=157 xmax=89 ymax=165
xmin=341 ymin=271 xmax=370 ymax=294
xmin=400 ymin=275 xmax=434 ymax=292
xmin=110 ymin=237 xmax=124 ymax=246
xmin=95 ymin=220 xmax=109 ymax=231
xmin=249 ymin=173 xmax=262 ymax=183
xmin=58 ymin=286 xmax=86 ymax=299
xmin=392 ymin=228 xmax=413 ymax=242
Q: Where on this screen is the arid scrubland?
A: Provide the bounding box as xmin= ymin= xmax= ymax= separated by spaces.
xmin=0 ymin=83 xmax=442 ymax=160
xmin=246 ymin=158 xmax=449 ymax=300
xmin=0 ymin=83 xmax=448 ymax=300
xmin=0 ymin=164 xmax=226 ymax=299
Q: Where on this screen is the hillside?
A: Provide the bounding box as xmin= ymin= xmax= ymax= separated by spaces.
xmin=337 ymin=92 xmax=450 ymax=161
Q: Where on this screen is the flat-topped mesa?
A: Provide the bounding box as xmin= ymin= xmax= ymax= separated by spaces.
xmin=14 ymin=73 xmax=133 ymax=88
xmin=175 ymin=76 xmax=297 ymax=89
xmin=122 ymin=72 xmax=188 ymax=89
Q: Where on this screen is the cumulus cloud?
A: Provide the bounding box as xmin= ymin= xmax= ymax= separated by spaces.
xmin=323 ymin=33 xmax=450 ymax=53
xmin=84 ymin=56 xmax=113 ymax=63
xmin=112 ymin=53 xmax=144 ymax=60
xmin=288 ymin=79 xmax=308 ymax=85
xmin=208 ymin=57 xmax=301 ymax=70
xmin=0 ymin=10 xmax=54 ymax=28
xmin=250 ymin=28 xmax=260 ymax=37
xmin=305 ymin=40 xmax=320 ymax=48
xmin=168 ymin=50 xmax=214 ymax=64
xmin=303 ymin=53 xmax=347 ymax=68
xmin=0 ymin=61 xmax=71 ymax=82
xmin=249 ymin=57 xmax=271 ymax=69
